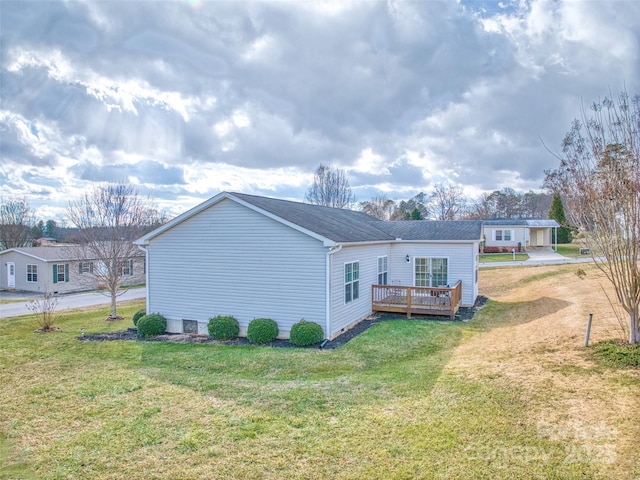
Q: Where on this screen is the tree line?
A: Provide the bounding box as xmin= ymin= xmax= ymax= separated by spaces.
xmin=305 ymin=163 xmax=555 ymax=221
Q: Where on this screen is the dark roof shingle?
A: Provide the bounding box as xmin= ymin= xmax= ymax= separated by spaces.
xmin=230 ymin=193 xmax=482 ymax=243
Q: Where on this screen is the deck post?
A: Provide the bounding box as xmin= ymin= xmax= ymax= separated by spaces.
xmin=406 ymin=287 xmax=412 ymax=319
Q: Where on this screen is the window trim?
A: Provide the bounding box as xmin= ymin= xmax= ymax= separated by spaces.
xmin=494 ymin=229 xmax=513 ymax=242
xmin=53 ymin=263 xmax=69 ymax=284
xmin=377 ymin=255 xmax=388 ymax=285
xmin=414 ymin=257 xmax=449 ymax=288
xmin=26 ymin=264 xmax=38 ymax=283
xmin=120 ymin=259 xmax=134 ymax=276
xmin=344 ymin=260 xmax=360 ymax=304
xmin=79 ymin=262 xmax=93 ymax=274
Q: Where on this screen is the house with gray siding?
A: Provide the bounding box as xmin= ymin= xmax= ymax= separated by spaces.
xmin=136 ymin=192 xmax=482 ymax=340
xmin=0 ymin=246 xmax=145 ymax=294
xmin=482 ymin=219 xmax=559 ymax=252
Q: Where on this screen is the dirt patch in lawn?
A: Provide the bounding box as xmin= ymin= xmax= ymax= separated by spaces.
xmin=447 ymin=264 xmax=640 ymax=478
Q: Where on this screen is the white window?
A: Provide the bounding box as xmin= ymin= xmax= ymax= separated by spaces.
xmin=345 ymin=261 xmax=360 ymax=303
xmin=79 ymin=262 xmax=93 ymax=274
xmin=495 ymin=229 xmax=512 ymax=241
xmin=415 ymin=258 xmax=448 ymax=287
xmin=377 ymin=256 xmax=388 ymax=285
xmin=26 ymin=264 xmax=38 ymax=283
xmin=120 ymin=259 xmax=134 ymax=276
xmin=53 ymin=264 xmax=68 ymax=283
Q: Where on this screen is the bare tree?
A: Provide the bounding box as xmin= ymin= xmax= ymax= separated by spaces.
xmin=430 ymin=183 xmax=466 ymax=220
xmin=544 ymin=91 xmax=640 ymax=344
xmin=27 ymin=290 xmax=59 ymax=332
xmin=305 ymin=164 xmax=355 ymax=208
xmin=359 ymin=194 xmax=396 ymax=220
xmin=464 ymin=192 xmax=496 ymax=219
xmin=0 ymin=197 xmax=35 ymax=249
xmin=66 ymin=182 xmax=161 ymax=320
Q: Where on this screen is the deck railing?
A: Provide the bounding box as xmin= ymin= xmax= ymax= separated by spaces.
xmin=371 ymin=280 xmax=462 ymax=320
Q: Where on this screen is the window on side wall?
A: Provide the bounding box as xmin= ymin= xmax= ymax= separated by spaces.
xmin=120 ymin=259 xmax=133 ymax=276
xmin=377 ymin=256 xmax=388 ymax=285
xmin=495 ymin=229 xmax=503 ymax=241
xmin=26 ymin=264 xmax=38 ymax=282
xmin=345 ymin=261 xmax=360 ymax=303
xmin=53 ymin=264 xmax=68 ymax=283
xmin=79 ymin=262 xmax=93 ymax=274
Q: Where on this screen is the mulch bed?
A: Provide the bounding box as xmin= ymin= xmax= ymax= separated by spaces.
xmin=79 ymin=296 xmax=487 ymax=350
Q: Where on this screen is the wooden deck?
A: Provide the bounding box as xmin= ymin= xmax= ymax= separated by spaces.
xmin=371 ymin=281 xmax=462 ymax=320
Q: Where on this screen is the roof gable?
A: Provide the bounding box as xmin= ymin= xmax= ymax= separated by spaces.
xmin=231 ymin=193 xmax=393 ymax=243
xmin=136 ymin=192 xmax=484 ymax=245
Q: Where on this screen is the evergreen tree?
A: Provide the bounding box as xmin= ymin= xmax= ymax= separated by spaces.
xmin=409 ymin=207 xmax=423 ymax=220
xmin=548 ymin=192 xmax=572 ymax=243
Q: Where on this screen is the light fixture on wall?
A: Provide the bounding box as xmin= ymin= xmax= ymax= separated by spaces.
xmin=405 ymin=254 xmax=411 ymax=263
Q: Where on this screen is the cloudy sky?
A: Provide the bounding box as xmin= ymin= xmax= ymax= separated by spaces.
xmin=1 ymin=0 xmax=639 ymax=221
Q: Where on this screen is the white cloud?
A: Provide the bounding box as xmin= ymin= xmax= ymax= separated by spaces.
xmin=1 ymin=0 xmax=638 ymax=217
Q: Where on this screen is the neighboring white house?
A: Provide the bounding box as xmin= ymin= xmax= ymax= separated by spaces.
xmin=135 ymin=192 xmax=483 ymax=340
xmin=0 ymin=246 xmax=145 ymax=294
xmin=482 ymin=219 xmax=559 ymax=252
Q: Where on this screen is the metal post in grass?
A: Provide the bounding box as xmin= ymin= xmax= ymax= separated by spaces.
xmin=584 ymin=313 xmax=593 ymax=347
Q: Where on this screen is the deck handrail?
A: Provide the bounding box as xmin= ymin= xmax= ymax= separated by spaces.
xmin=371 ymin=281 xmax=462 ymax=319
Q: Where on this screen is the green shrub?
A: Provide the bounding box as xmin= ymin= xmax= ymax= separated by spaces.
xmin=247 ymin=318 xmax=279 ymax=344
xmin=137 ymin=313 xmax=167 ymax=338
xmin=208 ymin=315 xmax=239 ymax=340
xmin=289 ymin=319 xmax=324 ymax=347
xmin=132 ymin=308 xmax=146 ymax=326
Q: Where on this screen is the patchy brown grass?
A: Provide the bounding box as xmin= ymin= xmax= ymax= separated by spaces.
xmin=450 ymin=264 xmax=640 ymax=479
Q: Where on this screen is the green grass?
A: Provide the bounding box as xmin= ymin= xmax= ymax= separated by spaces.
xmin=555 ymin=243 xmax=582 ymax=258
xmin=592 ymin=340 xmax=640 ymax=368
xmin=480 ymin=253 xmax=529 ymax=263
xmin=0 ymin=301 xmax=617 ymax=479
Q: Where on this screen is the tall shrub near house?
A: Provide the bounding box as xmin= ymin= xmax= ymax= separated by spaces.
xmin=548 ymin=193 xmax=572 ymax=244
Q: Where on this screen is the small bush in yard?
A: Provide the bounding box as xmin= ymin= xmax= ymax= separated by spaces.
xmin=132 ymin=308 xmax=146 ymax=326
xmin=290 ymin=319 xmax=324 ymax=347
xmin=247 ymin=318 xmax=279 ymax=344
xmin=208 ymin=315 xmax=239 ymax=340
xmin=137 ymin=313 xmax=167 ymax=338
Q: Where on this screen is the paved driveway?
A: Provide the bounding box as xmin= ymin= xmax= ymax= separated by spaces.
xmin=479 ymin=248 xmax=593 ymax=268
xmin=0 ymin=288 xmax=146 ymax=318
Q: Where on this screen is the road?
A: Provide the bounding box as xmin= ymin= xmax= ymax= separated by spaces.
xmin=0 ymin=288 xmax=146 ymax=318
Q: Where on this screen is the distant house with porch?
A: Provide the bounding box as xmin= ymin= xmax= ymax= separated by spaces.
xmin=135 ymin=192 xmax=483 ymax=340
xmin=482 ymin=219 xmax=559 ymax=252
xmin=0 ymin=246 xmax=145 ymax=294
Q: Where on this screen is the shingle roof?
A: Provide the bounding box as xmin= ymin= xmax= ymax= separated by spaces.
xmin=0 ymin=246 xmax=78 ymax=261
xmin=230 ymin=192 xmax=394 ymax=243
xmin=0 ymin=245 xmax=143 ymax=262
xmin=230 ymin=193 xmax=483 ymax=243
xmin=137 ymin=191 xmax=486 ymax=245
xmin=376 ymin=220 xmax=484 ymax=241
xmin=483 ymin=219 xmax=559 ymax=228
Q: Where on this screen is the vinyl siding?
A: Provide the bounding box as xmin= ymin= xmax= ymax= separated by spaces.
xmin=483 ymin=226 xmax=528 ymax=248
xmin=388 ymin=242 xmax=478 ymax=306
xmin=329 ymin=244 xmax=391 ymax=337
xmin=0 ymin=252 xmax=49 ymax=292
xmin=146 ymin=198 xmax=327 ymax=337
xmin=0 ymin=251 xmax=144 ymax=293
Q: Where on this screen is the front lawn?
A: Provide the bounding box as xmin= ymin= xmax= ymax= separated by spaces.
xmin=1 ymin=272 xmax=637 ymax=479
xmin=480 ymin=252 xmax=529 ymax=263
